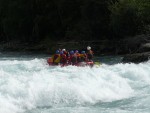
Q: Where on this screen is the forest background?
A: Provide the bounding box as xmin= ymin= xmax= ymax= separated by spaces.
xmin=0 ymin=0 xmax=149 ymax=55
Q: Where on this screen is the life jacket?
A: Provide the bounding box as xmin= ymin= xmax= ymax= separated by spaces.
xmin=63 ymin=51 xmax=67 ymax=55
xmin=80 ymin=54 xmax=87 ymax=62
xmin=52 ymin=54 xmax=61 ymax=63
xmin=87 ymin=50 xmax=93 ymax=54
xmin=61 ymin=54 xmax=67 ymax=64
xmin=70 ymin=54 xmax=77 ymax=64
xmin=75 ymin=53 xmax=81 ymax=62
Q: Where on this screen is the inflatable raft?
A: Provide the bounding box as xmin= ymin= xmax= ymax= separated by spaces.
xmin=47 ymin=57 xmax=95 ymax=67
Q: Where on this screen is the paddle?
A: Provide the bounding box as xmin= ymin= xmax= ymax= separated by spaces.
xmin=94 ymin=62 xmax=101 ymax=66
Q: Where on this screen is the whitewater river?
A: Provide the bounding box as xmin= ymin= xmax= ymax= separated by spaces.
xmin=0 ymin=52 xmax=150 ymax=113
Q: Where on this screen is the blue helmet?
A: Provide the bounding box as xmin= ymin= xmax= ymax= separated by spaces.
xmin=56 ymin=50 xmax=60 ymax=54
xmin=81 ymin=51 xmax=85 ymax=54
xmin=75 ymin=50 xmax=78 ymax=53
xmin=70 ymin=50 xmax=74 ymax=55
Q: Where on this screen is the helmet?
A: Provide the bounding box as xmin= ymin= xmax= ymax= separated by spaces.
xmin=75 ymin=50 xmax=78 ymax=53
xmin=62 ymin=49 xmax=66 ymax=51
xmin=81 ymin=51 xmax=85 ymax=54
xmin=56 ymin=50 xmax=60 ymax=54
xmin=70 ymin=50 xmax=74 ymax=55
xmin=87 ymin=46 xmax=91 ymax=50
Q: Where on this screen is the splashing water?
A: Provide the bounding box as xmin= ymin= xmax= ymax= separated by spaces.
xmin=0 ymin=55 xmax=150 ymax=113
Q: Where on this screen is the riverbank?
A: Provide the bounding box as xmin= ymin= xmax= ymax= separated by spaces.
xmin=0 ymin=40 xmax=117 ymax=55
xmin=0 ymin=34 xmax=150 ymax=63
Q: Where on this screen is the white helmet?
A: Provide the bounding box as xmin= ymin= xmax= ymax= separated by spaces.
xmin=87 ymin=46 xmax=91 ymax=50
xmin=62 ymin=49 xmax=66 ymax=51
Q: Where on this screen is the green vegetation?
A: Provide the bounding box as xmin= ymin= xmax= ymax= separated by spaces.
xmin=0 ymin=0 xmax=149 ymax=49
xmin=109 ymin=0 xmax=150 ymax=38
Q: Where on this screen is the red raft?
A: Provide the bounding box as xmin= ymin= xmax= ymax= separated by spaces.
xmin=47 ymin=58 xmax=94 ymax=67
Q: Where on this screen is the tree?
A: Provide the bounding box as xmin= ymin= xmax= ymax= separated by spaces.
xmin=109 ymin=0 xmax=150 ymax=38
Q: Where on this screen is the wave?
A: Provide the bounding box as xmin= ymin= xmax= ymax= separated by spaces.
xmin=0 ymin=59 xmax=150 ymax=113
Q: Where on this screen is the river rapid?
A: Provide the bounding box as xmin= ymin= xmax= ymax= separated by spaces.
xmin=0 ymin=52 xmax=150 ymax=113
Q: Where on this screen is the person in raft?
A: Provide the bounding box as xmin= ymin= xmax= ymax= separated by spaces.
xmin=69 ymin=50 xmax=77 ymax=65
xmin=52 ymin=50 xmax=61 ymax=65
xmin=80 ymin=51 xmax=87 ymax=62
xmin=74 ymin=50 xmax=81 ymax=62
xmin=86 ymin=46 xmax=93 ymax=61
xmin=60 ymin=51 xmax=67 ymax=66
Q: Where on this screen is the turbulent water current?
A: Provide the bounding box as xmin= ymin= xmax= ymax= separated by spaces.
xmin=0 ymin=52 xmax=150 ymax=113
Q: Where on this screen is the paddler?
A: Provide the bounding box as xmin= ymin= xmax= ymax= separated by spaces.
xmin=75 ymin=50 xmax=81 ymax=63
xmin=69 ymin=50 xmax=77 ymax=65
xmin=80 ymin=51 xmax=87 ymax=62
xmin=86 ymin=46 xmax=93 ymax=61
xmin=52 ymin=50 xmax=61 ymax=65
xmin=60 ymin=51 xmax=67 ymax=66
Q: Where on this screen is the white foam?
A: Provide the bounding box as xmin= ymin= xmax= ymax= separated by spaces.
xmin=0 ymin=59 xmax=149 ymax=113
